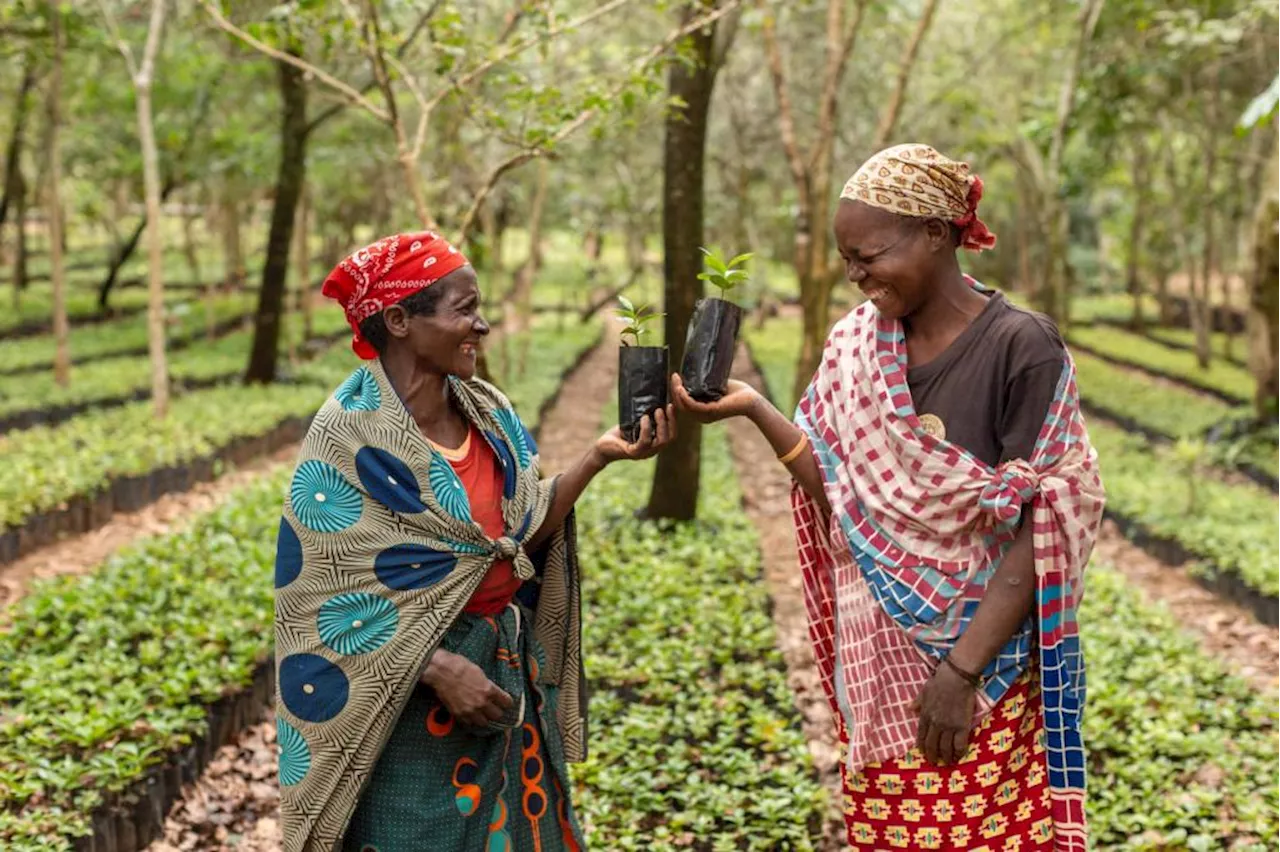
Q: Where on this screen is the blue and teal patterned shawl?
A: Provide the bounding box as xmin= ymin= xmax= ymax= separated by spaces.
xmin=273 ymin=359 xmax=583 ymax=852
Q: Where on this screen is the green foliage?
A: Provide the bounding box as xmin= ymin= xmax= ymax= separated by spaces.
xmin=570 ymin=419 xmax=824 ymax=850
xmin=1068 ymin=325 xmax=1255 ymax=404
xmin=0 ymin=308 xmax=349 ymax=421
xmin=1088 ymin=421 xmax=1278 ymax=597
xmin=0 ymin=291 xmax=260 ymax=375
xmin=1074 ymin=351 xmax=1233 ymax=440
xmin=742 ymin=316 xmax=803 ymax=414
xmin=0 ymin=383 xmax=318 ymax=530
xmin=614 ymin=295 xmax=663 ymax=346
xmin=1081 ymin=567 xmax=1279 ymax=849
xmin=697 ymin=247 xmax=753 ymax=302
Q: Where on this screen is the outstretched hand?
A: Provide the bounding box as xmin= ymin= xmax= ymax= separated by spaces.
xmin=596 ymin=404 xmax=678 ymax=463
xmin=670 ymin=374 xmax=761 ymax=424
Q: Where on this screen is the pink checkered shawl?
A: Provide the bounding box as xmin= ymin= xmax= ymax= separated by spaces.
xmin=790 ymin=299 xmax=1104 ymax=851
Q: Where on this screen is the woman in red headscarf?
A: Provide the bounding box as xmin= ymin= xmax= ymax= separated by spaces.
xmin=273 ymin=232 xmax=674 ymax=852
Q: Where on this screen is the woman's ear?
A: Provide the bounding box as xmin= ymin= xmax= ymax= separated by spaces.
xmin=383 ymin=304 xmax=410 ymax=340
xmin=924 ymin=219 xmax=952 ymax=252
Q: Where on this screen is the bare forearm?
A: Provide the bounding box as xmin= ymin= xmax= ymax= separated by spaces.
xmin=747 ymin=396 xmax=831 ymax=513
xmin=526 ymin=448 xmax=608 ymax=550
xmin=949 ymin=515 xmax=1037 ymax=674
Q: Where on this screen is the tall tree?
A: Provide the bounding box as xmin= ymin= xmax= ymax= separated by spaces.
xmin=1036 ymin=0 xmax=1105 ymax=325
xmin=102 ymin=0 xmax=171 ymax=417
xmin=644 ymin=2 xmax=733 ymax=521
xmin=763 ymin=0 xmax=941 ymax=402
xmin=246 ymin=49 xmax=307 ymax=384
xmin=45 ymin=0 xmax=68 ymax=387
xmin=2 ymin=56 xmax=36 ymax=304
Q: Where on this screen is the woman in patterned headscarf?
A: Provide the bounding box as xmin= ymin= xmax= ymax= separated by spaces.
xmin=675 ymin=144 xmax=1105 ymax=851
xmin=274 ymin=231 xmax=675 ymax=852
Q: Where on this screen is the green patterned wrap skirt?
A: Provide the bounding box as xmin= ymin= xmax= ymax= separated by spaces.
xmin=342 ymin=603 xmax=585 ymax=852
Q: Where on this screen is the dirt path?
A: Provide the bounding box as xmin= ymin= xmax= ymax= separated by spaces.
xmin=145 ymin=328 xmax=621 ymax=852
xmin=725 ymin=345 xmax=846 ymax=852
xmin=0 ymin=446 xmax=298 ymax=621
xmin=1093 ymin=521 xmax=1279 ymax=693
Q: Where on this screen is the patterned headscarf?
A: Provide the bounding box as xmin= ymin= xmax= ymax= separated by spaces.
xmin=321 ymin=231 xmax=470 ymax=359
xmin=840 ymin=144 xmax=997 ymax=252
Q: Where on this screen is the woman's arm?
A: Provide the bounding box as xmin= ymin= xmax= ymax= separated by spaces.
xmin=912 ymin=515 xmax=1036 ymax=766
xmin=525 ymin=404 xmax=676 ymax=551
xmin=671 ymin=376 xmax=830 ymax=513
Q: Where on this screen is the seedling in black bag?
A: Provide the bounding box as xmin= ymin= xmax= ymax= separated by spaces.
xmin=680 ymin=247 xmax=752 ymax=402
xmin=616 ymin=296 xmax=668 ymax=444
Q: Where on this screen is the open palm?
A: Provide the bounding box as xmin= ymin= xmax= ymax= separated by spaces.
xmin=671 ymin=375 xmax=760 ymax=423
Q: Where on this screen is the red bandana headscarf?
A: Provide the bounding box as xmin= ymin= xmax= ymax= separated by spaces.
xmin=321 ymin=231 xmax=470 ymax=359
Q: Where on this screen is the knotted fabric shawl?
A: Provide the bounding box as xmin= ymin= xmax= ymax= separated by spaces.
xmin=790 ymin=294 xmax=1104 ymax=851
xmin=274 ymin=359 xmax=584 ymax=852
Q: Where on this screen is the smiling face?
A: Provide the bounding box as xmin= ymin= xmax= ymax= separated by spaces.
xmin=832 ymin=200 xmax=953 ymax=320
xmin=382 ymin=265 xmax=489 ymax=379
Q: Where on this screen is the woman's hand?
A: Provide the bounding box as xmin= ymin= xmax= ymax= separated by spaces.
xmin=671 ymin=375 xmax=762 ymax=424
xmin=595 ymin=404 xmax=677 ymax=463
xmin=912 ymin=663 xmax=978 ymax=766
xmin=421 ymin=649 xmax=514 ymax=728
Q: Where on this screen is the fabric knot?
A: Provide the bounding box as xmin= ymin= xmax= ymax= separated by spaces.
xmin=978 ymin=460 xmax=1040 ymax=525
xmin=493 ymin=537 xmax=520 ymax=560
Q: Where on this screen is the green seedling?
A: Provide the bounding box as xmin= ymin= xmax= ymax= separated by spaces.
xmin=615 ymin=295 xmax=664 ymax=346
xmin=697 ymin=247 xmax=754 ymax=301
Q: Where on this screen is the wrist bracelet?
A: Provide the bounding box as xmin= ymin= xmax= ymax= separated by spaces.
xmin=941 ymin=654 xmax=983 ymax=690
xmin=778 ymin=433 xmax=809 ymax=465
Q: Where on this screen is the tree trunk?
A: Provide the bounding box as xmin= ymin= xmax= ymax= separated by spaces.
xmin=1156 ymin=269 xmax=1174 ymax=325
xmin=515 ymin=160 xmax=550 ymax=376
xmin=136 ymin=0 xmax=170 ymax=419
xmin=11 ymin=168 xmax=26 ymax=307
xmin=46 ymin=3 xmax=69 ymax=388
xmin=0 ymin=55 xmax=36 ymax=251
xmin=870 ymin=0 xmax=942 ymax=150
xmin=1194 ymin=73 xmax=1220 ymax=369
xmin=1038 ymin=0 xmax=1105 ymax=325
xmin=245 ymin=53 xmax=307 ymax=384
xmin=645 ymin=8 xmax=719 ymax=522
xmin=222 ymin=188 xmax=245 ymax=288
xmin=1126 ymin=139 xmax=1150 ymax=332
xmin=181 ymin=202 xmax=201 ymax=283
xmin=295 ymin=182 xmax=313 ymax=341
xmin=1248 ymin=146 xmax=1278 ymax=419
xmin=96 ymin=175 xmax=177 ymax=312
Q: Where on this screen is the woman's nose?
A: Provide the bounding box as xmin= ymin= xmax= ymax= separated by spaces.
xmin=474 ymin=315 xmax=490 ymax=336
xmin=847 ymin=261 xmax=867 ymax=283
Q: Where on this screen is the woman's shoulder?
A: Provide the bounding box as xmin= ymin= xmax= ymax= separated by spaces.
xmin=988 ymin=294 xmax=1065 ymax=368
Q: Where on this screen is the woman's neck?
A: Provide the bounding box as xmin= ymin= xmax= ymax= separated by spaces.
xmin=380 ymin=350 xmax=463 ymax=440
xmin=903 ymin=264 xmax=986 ymax=344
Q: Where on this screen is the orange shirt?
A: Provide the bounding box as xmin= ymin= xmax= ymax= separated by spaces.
xmin=433 ymin=427 xmax=521 ymax=615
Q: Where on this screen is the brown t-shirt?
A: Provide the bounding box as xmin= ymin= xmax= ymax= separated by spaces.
xmin=907 ymin=292 xmax=1065 ymax=468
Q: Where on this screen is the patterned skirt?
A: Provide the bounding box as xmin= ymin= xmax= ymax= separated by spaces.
xmin=842 ymin=669 xmax=1055 ymax=851
xmin=343 ymin=604 xmax=584 ymax=852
